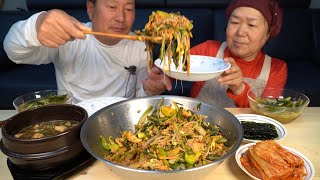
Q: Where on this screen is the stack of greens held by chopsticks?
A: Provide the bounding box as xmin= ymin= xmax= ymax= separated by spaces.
xmin=135 ymin=10 xmax=193 ymax=75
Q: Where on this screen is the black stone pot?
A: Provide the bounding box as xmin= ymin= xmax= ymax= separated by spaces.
xmin=0 ymin=104 xmax=88 ymax=170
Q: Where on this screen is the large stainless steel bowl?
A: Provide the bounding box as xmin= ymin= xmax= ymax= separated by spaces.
xmin=80 ymin=95 xmax=243 ymax=180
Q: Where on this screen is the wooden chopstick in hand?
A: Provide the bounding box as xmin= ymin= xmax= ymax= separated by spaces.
xmin=83 ymin=31 xmax=162 ymax=43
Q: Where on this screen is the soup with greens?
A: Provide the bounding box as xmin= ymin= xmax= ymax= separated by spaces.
xmin=14 ymin=120 xmax=78 ymax=139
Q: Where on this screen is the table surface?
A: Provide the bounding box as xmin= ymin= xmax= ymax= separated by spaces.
xmin=1 ymin=108 xmax=319 ymax=180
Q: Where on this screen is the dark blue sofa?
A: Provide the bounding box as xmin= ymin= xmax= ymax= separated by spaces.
xmin=1 ymin=0 xmax=319 ymax=109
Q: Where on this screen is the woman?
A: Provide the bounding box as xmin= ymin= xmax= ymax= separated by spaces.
xmin=190 ymin=0 xmax=287 ymax=107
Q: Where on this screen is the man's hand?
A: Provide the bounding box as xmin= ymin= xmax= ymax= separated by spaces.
xmin=218 ymin=57 xmax=245 ymax=95
xmin=36 ymin=9 xmax=92 ymax=48
xmin=142 ymin=67 xmax=172 ymax=95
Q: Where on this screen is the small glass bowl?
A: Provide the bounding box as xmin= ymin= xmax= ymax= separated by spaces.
xmin=13 ymin=90 xmax=73 ymax=112
xmin=247 ymin=88 xmax=309 ymax=124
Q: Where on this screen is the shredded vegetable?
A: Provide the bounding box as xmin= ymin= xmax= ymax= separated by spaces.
xmin=135 ymin=10 xmax=193 ymax=75
xmin=99 ymin=98 xmax=231 ymax=171
xmin=18 ymin=94 xmax=69 ymax=112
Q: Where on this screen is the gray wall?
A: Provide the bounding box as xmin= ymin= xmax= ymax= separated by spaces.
xmin=2 ymin=0 xmax=320 ymax=11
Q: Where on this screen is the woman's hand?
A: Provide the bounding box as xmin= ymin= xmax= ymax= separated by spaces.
xmin=142 ymin=67 xmax=172 ymax=95
xmin=36 ymin=9 xmax=92 ymax=48
xmin=218 ymin=57 xmax=245 ymax=95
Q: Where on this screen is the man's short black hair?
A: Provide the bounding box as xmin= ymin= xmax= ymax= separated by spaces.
xmin=88 ymin=0 xmax=135 ymax=5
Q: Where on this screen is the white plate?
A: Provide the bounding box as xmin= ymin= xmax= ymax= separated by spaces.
xmin=76 ymin=97 xmax=127 ymax=117
xmin=235 ymin=143 xmax=315 ymax=180
xmin=154 ymin=55 xmax=231 ymax=81
xmin=236 ymin=114 xmax=287 ymax=143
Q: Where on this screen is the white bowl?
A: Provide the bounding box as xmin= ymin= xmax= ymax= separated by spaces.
xmin=235 ymin=143 xmax=315 ymax=180
xmin=235 ymin=114 xmax=287 ymax=143
xmin=154 ymin=55 xmax=231 ymax=81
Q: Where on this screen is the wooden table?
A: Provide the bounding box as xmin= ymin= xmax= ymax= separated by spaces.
xmin=1 ymin=108 xmax=319 ymax=180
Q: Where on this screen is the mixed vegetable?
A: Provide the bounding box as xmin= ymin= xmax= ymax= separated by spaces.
xmin=18 ymin=94 xmax=70 ymax=112
xmin=99 ymin=98 xmax=231 ymax=171
xmin=256 ymin=96 xmax=305 ymax=108
xmin=135 ymin=10 xmax=193 ymax=75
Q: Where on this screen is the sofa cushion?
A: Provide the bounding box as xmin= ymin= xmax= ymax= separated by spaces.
xmin=311 ymin=9 xmax=320 ymax=66
xmin=285 ymin=62 xmax=320 ymax=107
xmin=279 ymin=0 xmax=311 ymax=8
xmin=264 ymin=9 xmax=314 ymax=62
xmin=0 ymin=64 xmax=57 ymax=109
xmin=212 ymin=9 xmax=227 ymax=42
xmin=0 ymin=11 xmax=35 ymax=71
xmin=27 ymin=0 xmax=166 ymax=10
xmin=166 ymin=0 xmax=228 ymax=8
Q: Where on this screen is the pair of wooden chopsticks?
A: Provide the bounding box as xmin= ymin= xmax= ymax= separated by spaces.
xmin=83 ymin=31 xmax=163 ymax=43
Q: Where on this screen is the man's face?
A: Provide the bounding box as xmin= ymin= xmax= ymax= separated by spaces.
xmin=87 ymin=0 xmax=135 ymax=45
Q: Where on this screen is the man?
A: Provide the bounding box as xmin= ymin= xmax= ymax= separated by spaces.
xmin=4 ymin=0 xmax=172 ymax=103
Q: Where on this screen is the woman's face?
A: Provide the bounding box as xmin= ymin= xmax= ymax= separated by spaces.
xmin=226 ymin=7 xmax=270 ymax=61
xmin=87 ymin=0 xmax=135 ymax=45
